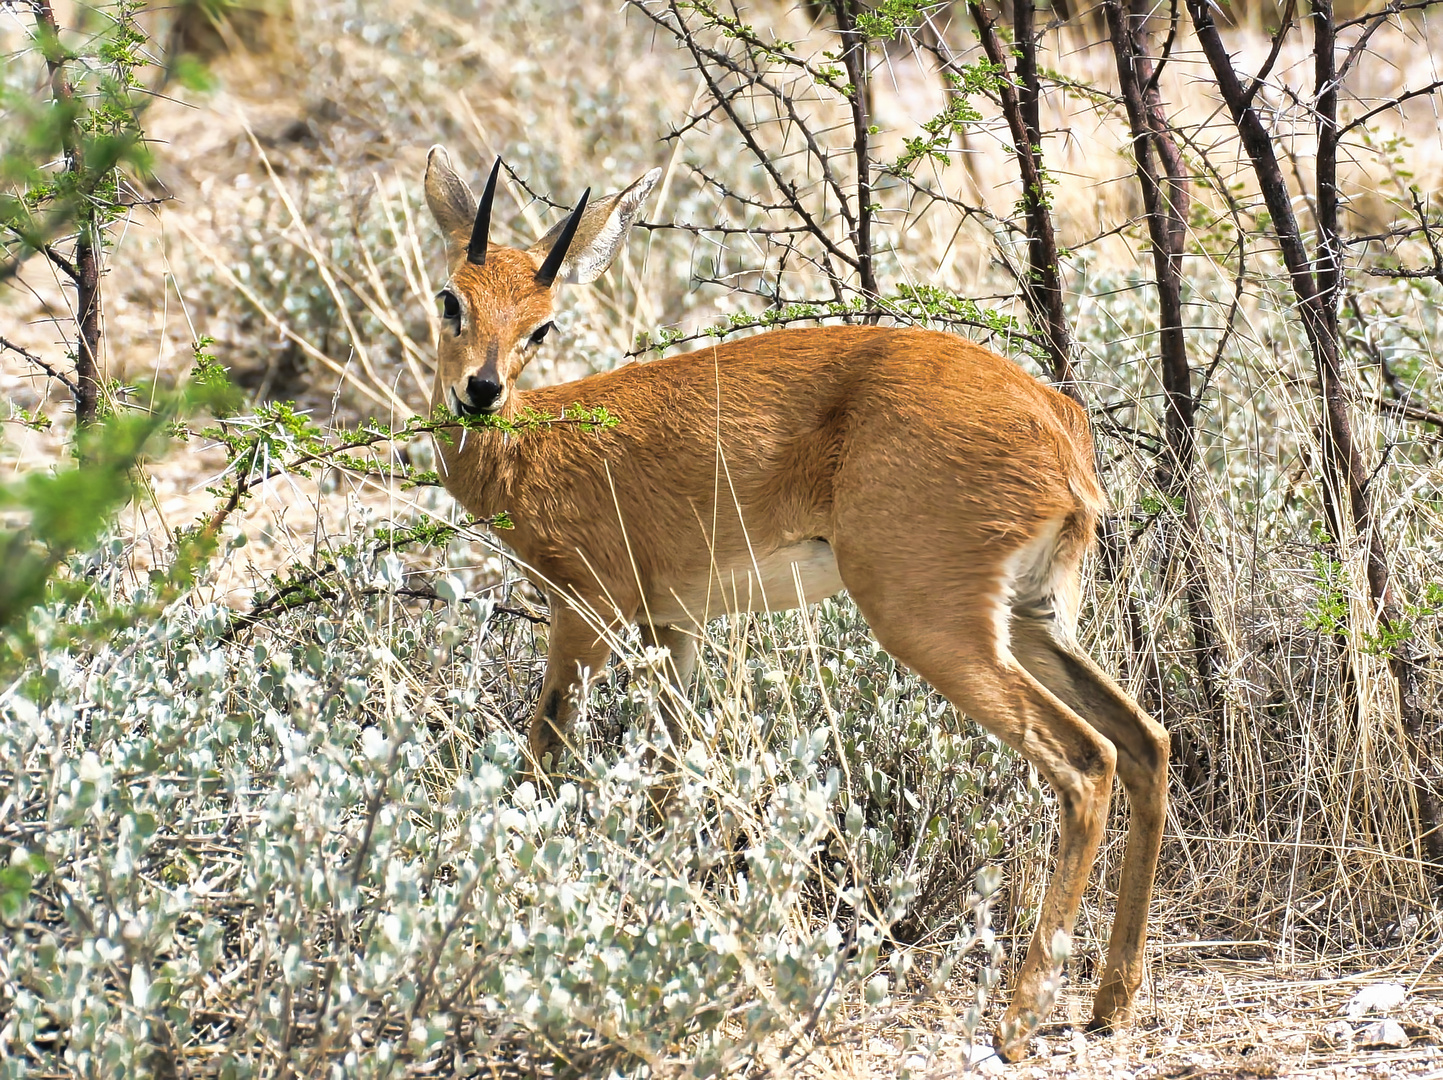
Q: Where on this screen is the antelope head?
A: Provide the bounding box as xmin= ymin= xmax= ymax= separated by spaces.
xmin=423 ymin=147 xmax=660 ymax=418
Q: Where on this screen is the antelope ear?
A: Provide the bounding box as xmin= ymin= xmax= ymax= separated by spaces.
xmin=424 ymin=145 xmax=477 ymax=259
xmin=526 ymin=167 xmax=661 ymax=286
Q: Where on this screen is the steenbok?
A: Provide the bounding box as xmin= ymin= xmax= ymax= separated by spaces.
xmin=423 ymin=147 xmax=1168 ymax=1059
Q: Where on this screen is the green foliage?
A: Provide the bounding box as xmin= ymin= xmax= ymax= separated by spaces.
xmin=0 ymin=378 xmax=233 ymax=667
xmin=0 ymin=311 xmax=1030 ymax=1072
xmin=0 ymin=0 xmax=161 ymax=274
xmin=1302 ymin=521 xmax=1347 ymax=638
xmin=187 ymin=336 xmax=242 ymax=417
xmin=192 ymin=399 xmax=614 ymax=549
xmin=5 ymin=404 xmax=52 ymax=432
xmin=888 ymin=283 xmax=1027 ymax=340
xmin=0 ymin=395 xmax=170 ymax=635
xmin=1300 ymin=523 xmax=1443 ymax=658
xmin=855 ymin=0 xmax=946 ymax=41
xmin=1019 ymin=161 xmax=1057 ymax=218
xmin=1303 ymin=548 xmax=1350 ymax=638
xmin=503 ymin=402 xmax=620 ymax=435
xmin=0 ymin=851 xmax=49 ymax=923
xmin=633 ymin=300 xmax=866 ymax=353
xmin=1137 ymin=492 xmax=1185 ymax=516
xmin=634 ymin=286 xmax=1025 ymax=357
xmin=890 ymin=63 xmax=1003 ymax=176
xmin=1371 ymin=583 xmax=1443 ymax=659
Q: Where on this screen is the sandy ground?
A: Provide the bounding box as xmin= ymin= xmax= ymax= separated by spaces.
xmin=826 ymin=960 xmax=1443 ymax=1079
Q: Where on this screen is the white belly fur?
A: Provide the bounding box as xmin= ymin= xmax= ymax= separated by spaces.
xmin=641 ymin=539 xmax=843 ymax=626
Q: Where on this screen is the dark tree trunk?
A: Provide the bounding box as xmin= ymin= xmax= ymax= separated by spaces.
xmin=35 ymin=0 xmax=103 ymax=426
xmin=74 ymin=213 xmax=101 ymax=425
xmin=968 ymin=0 xmax=1078 ymax=401
xmin=833 ymin=0 xmax=878 ymax=308
xmin=1103 ymin=0 xmax=1222 ymax=720
xmin=1188 ymin=0 xmax=1443 ymax=874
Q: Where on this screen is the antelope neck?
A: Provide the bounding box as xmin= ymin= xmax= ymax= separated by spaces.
xmin=434 ymin=402 xmax=521 ymax=520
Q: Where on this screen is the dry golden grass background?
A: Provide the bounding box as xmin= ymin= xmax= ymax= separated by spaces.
xmin=5 ymin=0 xmax=1443 ymax=1073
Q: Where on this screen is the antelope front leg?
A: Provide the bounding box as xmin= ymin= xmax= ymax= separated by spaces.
xmin=636 ymin=623 xmax=700 ymax=816
xmin=528 ymin=602 xmax=616 ymax=776
xmin=638 ymin=623 xmax=699 ymax=751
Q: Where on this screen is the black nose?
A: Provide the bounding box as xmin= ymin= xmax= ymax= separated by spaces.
xmin=466 ymin=374 xmax=502 ymax=410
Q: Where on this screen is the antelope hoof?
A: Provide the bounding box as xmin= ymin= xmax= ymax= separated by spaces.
xmin=527 ymin=727 xmax=562 ymax=780
xmin=994 ymin=1016 xmax=1037 ymax=1062
xmin=995 ymin=1038 xmax=1030 ymax=1064
xmin=1088 ymin=976 xmax=1137 ymax=1033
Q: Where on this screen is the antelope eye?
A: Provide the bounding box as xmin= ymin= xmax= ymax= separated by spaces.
xmin=439 ymin=290 xmax=461 ymax=328
xmin=528 ymin=321 xmax=553 ymax=347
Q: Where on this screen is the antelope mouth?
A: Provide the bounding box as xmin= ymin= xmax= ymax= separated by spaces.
xmin=449 ymin=386 xmax=501 ymax=419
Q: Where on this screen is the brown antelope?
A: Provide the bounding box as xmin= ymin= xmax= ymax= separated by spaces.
xmin=422 ymin=146 xmax=1168 ymax=1059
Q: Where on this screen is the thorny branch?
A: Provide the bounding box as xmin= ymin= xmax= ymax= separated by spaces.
xmin=1240 ymin=0 xmax=1298 ymax=110
xmin=966 ymin=0 xmax=1078 ymax=400
xmin=1338 ymin=0 xmax=1443 ymax=78
xmin=640 ymin=0 xmax=860 ymax=280
xmin=1 ymin=335 xmax=80 ymax=396
xmin=1339 ymin=79 xmax=1443 ymax=135
xmin=1346 ymin=293 xmax=1443 ymax=427
xmin=1140 ymin=0 xmax=1182 ymax=100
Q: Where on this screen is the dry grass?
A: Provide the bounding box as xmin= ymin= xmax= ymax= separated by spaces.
xmin=5 ymin=0 xmax=1443 ymax=1073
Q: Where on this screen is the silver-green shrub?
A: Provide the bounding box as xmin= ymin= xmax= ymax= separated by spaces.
xmin=0 ymin=536 xmax=1022 ymax=1077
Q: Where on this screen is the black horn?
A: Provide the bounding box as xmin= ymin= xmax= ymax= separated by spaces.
xmin=534 ymin=188 xmax=591 ymax=287
xmin=466 ymin=158 xmax=503 ymax=266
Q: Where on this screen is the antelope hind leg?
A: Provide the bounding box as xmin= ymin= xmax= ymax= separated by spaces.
xmin=636 ymin=623 xmax=699 ymax=814
xmin=1009 ymin=613 xmax=1169 ymax=1033
xmin=844 ymin=587 xmax=1117 ymax=1062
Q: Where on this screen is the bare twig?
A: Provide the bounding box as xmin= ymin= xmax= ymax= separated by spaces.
xmin=39 ymin=242 xmax=78 ymax=282
xmin=0 ymin=335 xmax=79 ymax=396
xmin=1338 ymin=79 xmax=1443 ymax=135
xmin=1240 ymin=0 xmax=1298 ymax=110
xmin=967 ymin=0 xmax=1079 ymax=401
